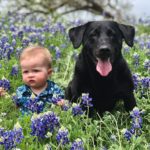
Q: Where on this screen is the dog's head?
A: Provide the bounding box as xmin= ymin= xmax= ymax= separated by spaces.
xmin=69 ymin=21 xmax=135 ymax=77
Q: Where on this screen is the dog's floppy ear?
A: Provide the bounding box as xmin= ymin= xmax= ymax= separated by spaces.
xmin=69 ymin=24 xmax=86 ymax=49
xmin=118 ymin=24 xmax=135 ymax=47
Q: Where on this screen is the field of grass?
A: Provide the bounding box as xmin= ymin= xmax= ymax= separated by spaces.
xmin=0 ymin=14 xmax=149 ymax=150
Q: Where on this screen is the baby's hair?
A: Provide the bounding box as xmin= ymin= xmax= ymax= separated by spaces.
xmin=20 ymin=45 xmax=52 ymax=68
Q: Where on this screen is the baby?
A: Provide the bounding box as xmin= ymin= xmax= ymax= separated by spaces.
xmin=13 ymin=45 xmax=64 ymax=114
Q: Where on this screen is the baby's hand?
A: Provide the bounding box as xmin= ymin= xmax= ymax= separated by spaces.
xmin=0 ymin=87 xmax=6 ymax=96
xmin=57 ymin=99 xmax=65 ymax=106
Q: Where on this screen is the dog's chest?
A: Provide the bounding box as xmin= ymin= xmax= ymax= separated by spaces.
xmin=87 ymin=76 xmax=116 ymax=94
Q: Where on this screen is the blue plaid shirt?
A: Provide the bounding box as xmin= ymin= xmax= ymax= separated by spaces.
xmin=13 ymin=80 xmax=64 ymax=114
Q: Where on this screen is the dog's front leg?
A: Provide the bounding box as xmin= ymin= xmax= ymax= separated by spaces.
xmin=123 ymin=93 xmax=136 ymax=111
xmin=65 ymin=76 xmax=82 ymax=102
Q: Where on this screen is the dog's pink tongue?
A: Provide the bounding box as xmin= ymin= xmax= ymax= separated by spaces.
xmin=96 ymin=59 xmax=112 ymax=76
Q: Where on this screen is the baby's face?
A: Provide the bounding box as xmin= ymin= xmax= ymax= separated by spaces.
xmin=20 ymin=55 xmax=52 ymax=92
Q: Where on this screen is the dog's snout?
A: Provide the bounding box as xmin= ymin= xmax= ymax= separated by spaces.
xmin=100 ymin=47 xmax=110 ymax=53
xmin=96 ymin=46 xmax=111 ymax=59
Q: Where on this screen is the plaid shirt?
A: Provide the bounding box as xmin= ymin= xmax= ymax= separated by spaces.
xmin=13 ymin=80 xmax=64 ymax=114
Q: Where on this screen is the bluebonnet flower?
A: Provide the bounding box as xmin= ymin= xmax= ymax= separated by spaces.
xmin=143 ymin=59 xmax=150 ymax=71
xmin=9 ymin=24 xmax=16 ymax=32
xmin=0 ymin=122 xmax=24 ymax=150
xmin=17 ymin=31 xmax=23 ymax=39
xmin=1 ymin=36 xmax=9 ymax=44
xmin=10 ymin=65 xmax=19 ymax=76
xmin=52 ymin=94 xmax=62 ymax=104
xmin=141 ymin=77 xmax=150 ymax=89
xmin=56 ymin=126 xmax=69 ymax=145
xmin=133 ymin=53 xmax=139 ymax=67
xmin=43 ymin=24 xmax=50 ymax=32
xmin=132 ymin=74 xmax=140 ymax=90
xmin=12 ymin=33 xmax=17 ymax=39
xmin=121 ymin=129 xmax=132 ymax=141
xmin=22 ymin=38 xmax=30 ymax=47
xmin=122 ymin=107 xmax=144 ymax=141
xmin=52 ymin=95 xmax=70 ymax=111
xmin=61 ymin=102 xmax=70 ymax=111
xmin=139 ymin=41 xmax=145 ymax=49
xmin=146 ymin=41 xmax=150 ymax=49
xmin=130 ymin=107 xmax=144 ymax=137
xmin=55 ymin=47 xmax=61 ymax=59
xmin=56 ymin=99 xmax=70 ymax=111
xmin=0 ymin=78 xmax=10 ymax=91
xmin=11 ymin=39 xmax=16 ymax=47
xmin=24 ymin=97 xmax=45 ymax=114
xmin=81 ymin=93 xmax=93 ymax=108
xmin=31 ymin=111 xmax=60 ymax=139
xmin=60 ymin=44 xmax=67 ymax=49
xmin=72 ymin=104 xmax=84 ymax=116
xmin=56 ymin=22 xmax=66 ymax=33
xmin=6 ymin=46 xmax=14 ymax=60
xmin=70 ymin=138 xmax=84 ymax=150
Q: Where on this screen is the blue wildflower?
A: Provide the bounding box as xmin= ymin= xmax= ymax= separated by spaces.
xmin=81 ymin=93 xmax=93 ymax=108
xmin=0 ymin=78 xmax=10 ymax=91
xmin=122 ymin=107 xmax=144 ymax=141
xmin=133 ymin=53 xmax=139 ymax=67
xmin=70 ymin=138 xmax=84 ymax=150
xmin=52 ymin=96 xmax=70 ymax=111
xmin=52 ymin=95 xmax=62 ymax=104
xmin=0 ymin=122 xmax=24 ymax=150
xmin=11 ymin=39 xmax=16 ymax=47
xmin=130 ymin=107 xmax=144 ymax=130
xmin=17 ymin=31 xmax=23 ymax=39
xmin=72 ymin=104 xmax=84 ymax=116
xmin=143 ymin=59 xmax=150 ymax=70
xmin=122 ymin=129 xmax=132 ymax=141
xmin=139 ymin=41 xmax=145 ymax=49
xmin=132 ymin=74 xmax=140 ymax=90
xmin=24 ymin=97 xmax=45 ymax=114
xmin=10 ymin=65 xmax=19 ymax=76
xmin=31 ymin=111 xmax=60 ymax=139
xmin=55 ymin=47 xmax=61 ymax=59
xmin=61 ymin=103 xmax=70 ymax=111
xmin=141 ymin=77 xmax=150 ymax=89
xmin=56 ymin=126 xmax=69 ymax=145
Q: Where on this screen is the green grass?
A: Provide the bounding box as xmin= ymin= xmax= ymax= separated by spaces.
xmin=0 ymin=16 xmax=149 ymax=150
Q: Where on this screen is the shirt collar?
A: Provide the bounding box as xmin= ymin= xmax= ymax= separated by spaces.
xmin=21 ymin=80 xmax=53 ymax=97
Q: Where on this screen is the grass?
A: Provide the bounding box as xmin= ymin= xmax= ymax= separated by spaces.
xmin=0 ymin=15 xmax=149 ymax=150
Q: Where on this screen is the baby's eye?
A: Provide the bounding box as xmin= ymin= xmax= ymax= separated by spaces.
xmin=22 ymin=70 xmax=28 ymax=74
xmin=33 ymin=69 xmax=40 ymax=72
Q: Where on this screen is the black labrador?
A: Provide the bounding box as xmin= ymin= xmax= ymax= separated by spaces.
xmin=65 ymin=21 xmax=136 ymax=115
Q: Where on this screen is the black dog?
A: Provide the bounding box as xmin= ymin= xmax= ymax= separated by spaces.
xmin=65 ymin=21 xmax=136 ymax=115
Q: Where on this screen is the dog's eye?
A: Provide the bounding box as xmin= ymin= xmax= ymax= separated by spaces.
xmin=90 ymin=32 xmax=97 ymax=37
xmin=107 ymin=29 xmax=115 ymax=37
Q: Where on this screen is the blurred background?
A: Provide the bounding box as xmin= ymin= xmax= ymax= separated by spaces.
xmin=0 ymin=0 xmax=149 ymax=24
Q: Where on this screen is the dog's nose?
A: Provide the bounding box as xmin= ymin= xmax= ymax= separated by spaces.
xmin=96 ymin=46 xmax=111 ymax=59
xmin=100 ymin=46 xmax=111 ymax=54
xmin=100 ymin=47 xmax=110 ymax=53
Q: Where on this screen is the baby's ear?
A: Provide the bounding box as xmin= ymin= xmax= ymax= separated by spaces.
xmin=48 ymin=68 xmax=53 ymax=75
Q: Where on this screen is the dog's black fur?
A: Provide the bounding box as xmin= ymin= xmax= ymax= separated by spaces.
xmin=65 ymin=21 xmax=136 ymax=115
